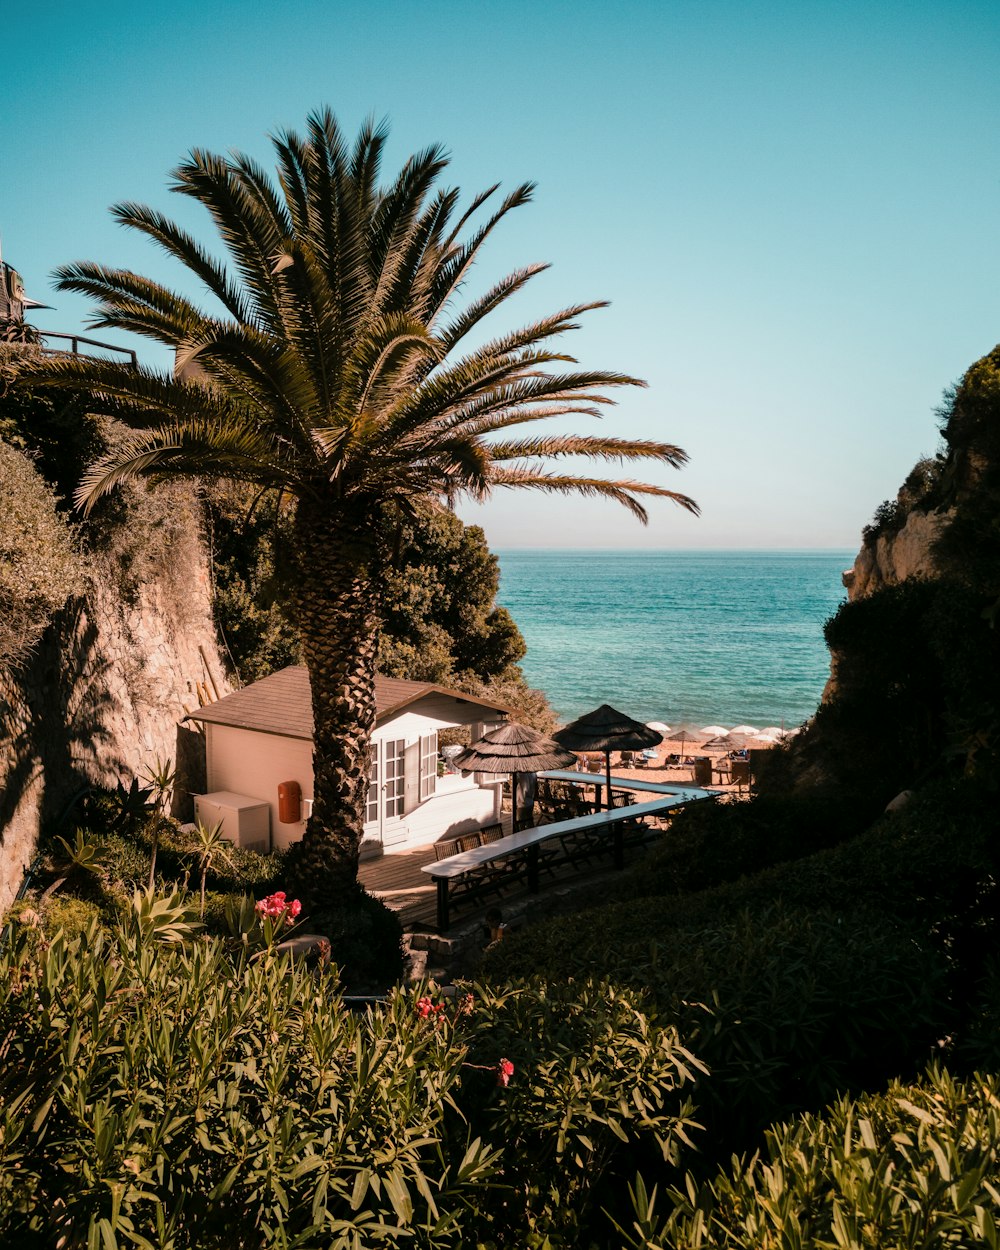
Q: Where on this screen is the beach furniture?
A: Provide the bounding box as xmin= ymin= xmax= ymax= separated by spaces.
xmin=423 ymin=791 xmax=713 ymax=930
xmin=692 ymin=756 xmax=712 ymax=787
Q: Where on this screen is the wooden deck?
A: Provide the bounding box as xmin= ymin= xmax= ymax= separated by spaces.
xmin=358 ymin=841 xmax=442 ymax=929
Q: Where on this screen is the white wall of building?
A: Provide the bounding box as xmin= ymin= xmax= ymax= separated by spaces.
xmin=202 ymin=700 xmax=503 ymax=855
xmin=205 ymin=723 xmax=312 ymax=851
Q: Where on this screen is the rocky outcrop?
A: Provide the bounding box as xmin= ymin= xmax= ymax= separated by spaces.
xmin=841 ymin=506 xmax=954 ymax=601
xmin=0 ymin=487 xmax=229 ymax=912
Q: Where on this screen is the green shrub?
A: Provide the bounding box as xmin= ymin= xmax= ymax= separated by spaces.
xmin=307 ymin=883 xmax=405 ymax=992
xmin=0 ymin=920 xmax=495 ymax=1247
xmin=791 ymin=579 xmax=1000 ymax=791
xmin=624 ymin=1067 xmax=1000 ymax=1249
xmin=42 ymin=894 xmax=103 ymax=939
xmin=622 ymin=786 xmax=879 ymax=902
xmin=3 ymin=895 xmax=102 ymax=943
xmin=0 ymin=915 xmax=706 ymax=1247
xmin=459 ymin=978 xmax=704 ymax=1246
xmin=483 ymin=901 xmax=944 ymax=1162
xmin=0 ymin=439 xmax=81 ymax=673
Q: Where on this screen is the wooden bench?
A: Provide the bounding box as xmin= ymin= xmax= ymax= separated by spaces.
xmin=421 ymin=796 xmax=704 ymax=930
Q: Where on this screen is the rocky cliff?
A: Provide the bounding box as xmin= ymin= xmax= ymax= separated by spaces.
xmin=0 ymin=483 xmax=229 ymax=912
xmin=841 ymin=505 xmax=954 ymax=601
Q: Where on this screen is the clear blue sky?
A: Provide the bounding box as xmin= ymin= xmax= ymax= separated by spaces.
xmin=3 ymin=0 xmax=998 ymax=548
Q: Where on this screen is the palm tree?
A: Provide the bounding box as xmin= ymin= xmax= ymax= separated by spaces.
xmin=32 ymin=109 xmax=697 ymax=904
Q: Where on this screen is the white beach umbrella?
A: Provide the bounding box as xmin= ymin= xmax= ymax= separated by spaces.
xmin=730 ymin=724 xmax=760 ymax=736
xmin=700 ymin=724 xmax=729 ymax=737
xmin=646 ymin=721 xmax=670 ymax=735
xmin=757 ymin=727 xmax=785 ymax=738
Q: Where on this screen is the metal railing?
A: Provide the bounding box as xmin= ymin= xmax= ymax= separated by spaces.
xmin=38 ymin=331 xmax=138 ymax=367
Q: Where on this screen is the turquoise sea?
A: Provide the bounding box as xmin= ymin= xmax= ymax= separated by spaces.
xmin=495 ymin=550 xmax=855 ymax=729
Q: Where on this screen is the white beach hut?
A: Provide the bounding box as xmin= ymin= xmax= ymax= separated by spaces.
xmin=185 ymin=665 xmax=510 ymax=858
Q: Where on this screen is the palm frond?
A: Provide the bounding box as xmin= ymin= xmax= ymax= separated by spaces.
xmin=485 ymin=435 xmax=689 ymax=468
xmin=482 ymin=467 xmax=700 ymax=521
xmin=75 ymin=419 xmax=305 ymax=514
xmin=110 ymin=202 xmax=253 ymax=323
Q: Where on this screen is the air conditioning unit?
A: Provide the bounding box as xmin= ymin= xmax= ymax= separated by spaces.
xmin=194 ymin=791 xmax=270 ymax=852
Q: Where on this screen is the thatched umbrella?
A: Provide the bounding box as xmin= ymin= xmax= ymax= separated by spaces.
xmin=701 ymin=731 xmax=753 ymax=752
xmin=664 ymin=722 xmax=705 ymax=762
xmin=452 ymin=722 xmax=576 ymax=831
xmin=553 ymin=704 xmax=662 ymax=810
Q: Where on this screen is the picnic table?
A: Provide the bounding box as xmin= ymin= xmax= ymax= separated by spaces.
xmin=421 ymin=789 xmax=715 ymax=931
xmin=539 ymin=769 xmax=714 ymax=807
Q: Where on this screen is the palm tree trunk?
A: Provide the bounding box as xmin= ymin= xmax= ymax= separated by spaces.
xmin=288 ymin=504 xmax=382 ymax=906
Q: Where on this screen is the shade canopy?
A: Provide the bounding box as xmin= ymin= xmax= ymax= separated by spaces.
xmin=700 ymin=724 xmax=730 ymax=737
xmin=451 ymin=721 xmax=577 ymax=775
xmin=730 ymin=724 xmax=760 ymax=735
xmin=664 ymin=722 xmax=704 ymax=744
xmin=553 ymin=704 xmax=663 ymax=754
xmin=646 ymin=720 xmax=671 ymax=735
xmin=702 ymin=731 xmax=753 ymax=751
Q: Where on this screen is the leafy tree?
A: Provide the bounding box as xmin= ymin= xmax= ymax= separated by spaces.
xmin=378 ymin=509 xmax=525 ymax=683
xmin=32 ymin=110 xmax=696 ymax=905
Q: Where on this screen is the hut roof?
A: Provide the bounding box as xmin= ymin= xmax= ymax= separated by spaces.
xmin=185 ymin=665 xmax=511 ymax=741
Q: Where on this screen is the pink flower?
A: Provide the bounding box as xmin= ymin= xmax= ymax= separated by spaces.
xmin=416 ymin=996 xmax=434 ymax=1019
xmin=255 ymin=892 xmax=302 ymax=924
xmin=497 ymin=1058 xmax=514 ymax=1088
xmin=457 ymin=993 xmax=474 ymax=1017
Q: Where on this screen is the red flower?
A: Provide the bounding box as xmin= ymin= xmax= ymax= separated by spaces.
xmin=497 ymin=1058 xmax=515 ymax=1088
xmin=255 ymin=892 xmax=302 ymax=924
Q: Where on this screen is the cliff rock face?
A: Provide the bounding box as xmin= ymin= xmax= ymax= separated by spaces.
xmin=841 ymin=506 xmax=954 ymax=601
xmin=0 ymin=488 xmax=229 ymax=912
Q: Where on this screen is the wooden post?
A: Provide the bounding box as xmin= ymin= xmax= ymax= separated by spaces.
xmin=436 ymin=879 xmax=450 ymax=932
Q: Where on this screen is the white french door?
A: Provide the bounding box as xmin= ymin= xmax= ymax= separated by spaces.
xmin=365 ymin=737 xmax=407 ymax=845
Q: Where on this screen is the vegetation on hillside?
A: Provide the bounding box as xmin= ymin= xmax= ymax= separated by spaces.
xmin=0 ymin=440 xmax=80 ymax=673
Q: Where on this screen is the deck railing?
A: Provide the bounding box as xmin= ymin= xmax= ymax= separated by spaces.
xmin=38 ymin=331 xmax=138 ymax=367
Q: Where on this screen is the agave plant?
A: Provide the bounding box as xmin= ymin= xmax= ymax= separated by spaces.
xmin=31 ymin=109 xmax=698 ymax=905
xmin=140 ymin=755 xmax=177 ymax=889
xmin=127 ymin=885 xmax=203 ymax=945
xmin=40 ymin=829 xmax=108 ymax=901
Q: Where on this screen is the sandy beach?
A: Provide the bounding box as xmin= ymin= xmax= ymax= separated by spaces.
xmin=580 ymin=736 xmax=783 ymax=800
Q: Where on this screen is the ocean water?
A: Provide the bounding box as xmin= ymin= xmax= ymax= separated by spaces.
xmin=495 ymin=550 xmax=855 ymax=728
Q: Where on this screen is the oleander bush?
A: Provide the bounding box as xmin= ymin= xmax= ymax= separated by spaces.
xmin=616 ymin=1067 xmax=1000 ymax=1249
xmin=0 ymin=913 xmax=705 ymax=1249
xmin=0 ymin=918 xmax=492 ymax=1248
xmin=459 ymin=978 xmax=704 ymax=1246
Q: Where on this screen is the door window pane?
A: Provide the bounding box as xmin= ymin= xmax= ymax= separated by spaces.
xmin=365 ymin=750 xmax=379 ymax=825
xmin=384 ymin=738 xmax=406 ymax=817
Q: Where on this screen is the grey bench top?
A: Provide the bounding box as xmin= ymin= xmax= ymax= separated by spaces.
xmin=421 ymin=795 xmax=700 ymax=880
xmin=539 ymin=769 xmax=716 ymax=801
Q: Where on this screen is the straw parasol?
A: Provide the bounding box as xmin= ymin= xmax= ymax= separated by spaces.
xmin=701 ymin=731 xmax=753 ymax=752
xmin=664 ymin=722 xmax=704 ymax=762
xmin=553 ymin=704 xmax=662 ymax=810
xmin=452 ymin=722 xmax=576 ymax=831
